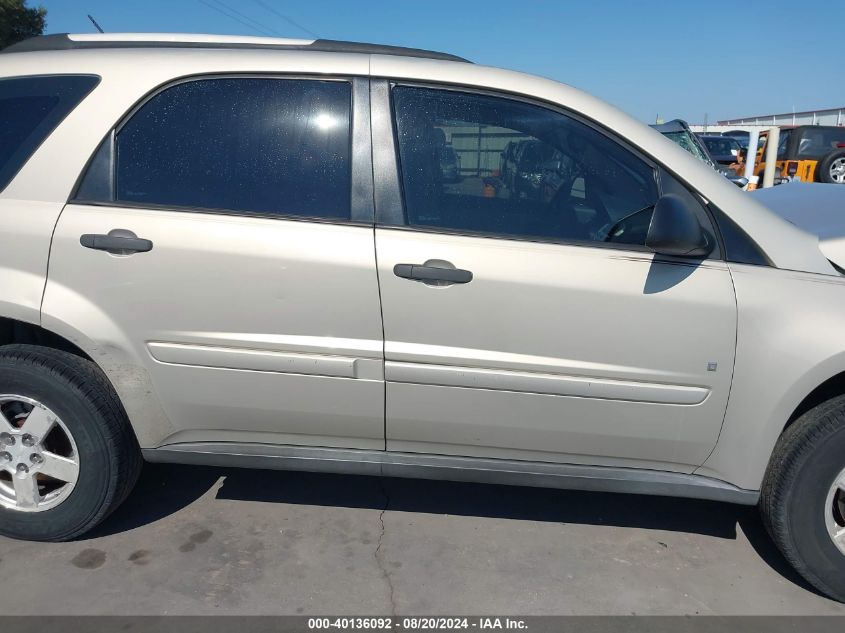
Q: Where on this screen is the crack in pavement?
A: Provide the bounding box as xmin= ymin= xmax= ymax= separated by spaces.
xmin=374 ymin=477 xmax=398 ymax=619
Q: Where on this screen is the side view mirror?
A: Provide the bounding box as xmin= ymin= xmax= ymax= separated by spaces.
xmin=645 ymin=194 xmax=712 ymax=258
xmin=728 ymin=175 xmax=749 ymax=188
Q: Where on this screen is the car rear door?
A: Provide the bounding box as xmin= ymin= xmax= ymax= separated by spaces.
xmin=43 ymin=76 xmax=385 ymax=450
xmin=372 ymin=81 xmax=737 ymax=472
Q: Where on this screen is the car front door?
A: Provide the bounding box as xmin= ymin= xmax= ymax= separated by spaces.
xmin=43 ymin=76 xmax=385 ymax=450
xmin=373 ymin=83 xmax=737 ymax=472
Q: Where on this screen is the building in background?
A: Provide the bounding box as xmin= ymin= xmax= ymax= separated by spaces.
xmin=720 ymin=106 xmax=844 ymax=127
xmin=690 ymin=106 xmax=844 ymax=134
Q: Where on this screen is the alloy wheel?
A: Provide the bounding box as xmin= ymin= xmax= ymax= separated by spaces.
xmin=830 ymin=157 xmax=845 ymax=184
xmin=825 ymin=465 xmax=845 ymax=555
xmin=0 ymin=395 xmax=79 ymax=512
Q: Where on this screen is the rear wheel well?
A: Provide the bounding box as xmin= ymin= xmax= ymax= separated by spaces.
xmin=786 ymin=371 xmax=845 ymax=430
xmin=0 ymin=318 xmax=142 ymax=445
xmin=0 ymin=317 xmax=92 ymax=361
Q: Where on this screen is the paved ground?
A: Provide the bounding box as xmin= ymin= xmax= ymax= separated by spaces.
xmin=1 ymin=462 xmax=845 ymax=615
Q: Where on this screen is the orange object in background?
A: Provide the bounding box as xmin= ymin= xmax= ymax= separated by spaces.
xmin=754 ymin=126 xmax=845 ymax=185
xmin=482 ymin=183 xmax=496 ymax=198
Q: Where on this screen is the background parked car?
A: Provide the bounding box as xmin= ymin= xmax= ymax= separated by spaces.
xmin=652 ymin=119 xmax=746 ymax=186
xmin=699 ymin=135 xmax=742 ymax=166
xmin=518 ymin=141 xmax=557 ymax=199
xmin=722 ymin=129 xmax=751 ymax=150
xmin=651 ymin=119 xmax=719 ymax=169
xmin=502 ymin=140 xmax=556 ymax=199
xmin=754 ymin=126 xmax=845 ymax=185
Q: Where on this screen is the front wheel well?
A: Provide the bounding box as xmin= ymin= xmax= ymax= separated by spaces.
xmin=786 ymin=370 xmax=845 ymax=431
xmin=0 ymin=317 xmax=92 ymax=362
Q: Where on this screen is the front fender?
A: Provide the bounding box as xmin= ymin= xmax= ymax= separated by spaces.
xmin=698 ymin=263 xmax=845 ymax=489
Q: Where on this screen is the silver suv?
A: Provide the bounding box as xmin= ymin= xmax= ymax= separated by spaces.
xmin=1 ymin=33 xmax=845 ymax=602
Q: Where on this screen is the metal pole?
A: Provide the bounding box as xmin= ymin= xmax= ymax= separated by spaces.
xmin=87 ymin=14 xmax=105 ymax=33
xmin=762 ymin=126 xmax=780 ymax=188
xmin=743 ymin=128 xmax=759 ymax=183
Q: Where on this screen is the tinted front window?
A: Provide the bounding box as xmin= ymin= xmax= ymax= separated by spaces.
xmin=392 ymin=86 xmax=658 ymax=246
xmin=0 ymin=75 xmax=99 ymax=191
xmin=116 ymin=78 xmax=351 ymax=219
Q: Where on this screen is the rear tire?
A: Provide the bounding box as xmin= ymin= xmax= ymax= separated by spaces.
xmin=760 ymin=395 xmax=845 ymax=602
xmin=0 ymin=345 xmax=141 ymax=541
xmin=817 ymin=149 xmax=845 ymax=184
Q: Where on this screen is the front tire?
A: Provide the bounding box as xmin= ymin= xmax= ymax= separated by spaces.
xmin=0 ymin=345 xmax=141 ymax=541
xmin=760 ymin=395 xmax=845 ymax=602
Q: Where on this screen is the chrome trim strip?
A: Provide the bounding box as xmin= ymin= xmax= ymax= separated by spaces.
xmin=143 ymin=443 xmax=759 ymax=505
xmin=385 ymin=361 xmax=709 ymax=405
xmin=147 ymin=342 xmax=380 ymax=379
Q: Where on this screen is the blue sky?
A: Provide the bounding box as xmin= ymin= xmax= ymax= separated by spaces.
xmin=38 ymin=0 xmax=844 ymax=123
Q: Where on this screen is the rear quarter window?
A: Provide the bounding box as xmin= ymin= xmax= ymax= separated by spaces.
xmin=0 ymin=74 xmax=100 ymax=191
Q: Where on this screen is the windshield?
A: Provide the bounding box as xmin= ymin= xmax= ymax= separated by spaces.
xmin=723 ymin=132 xmax=749 ymax=148
xmin=703 ymin=137 xmax=740 ymax=156
xmin=662 ymin=131 xmax=714 ymax=166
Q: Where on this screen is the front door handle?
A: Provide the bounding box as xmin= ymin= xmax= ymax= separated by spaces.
xmin=80 ymin=230 xmax=153 ymax=255
xmin=393 ymin=263 xmax=473 ymax=284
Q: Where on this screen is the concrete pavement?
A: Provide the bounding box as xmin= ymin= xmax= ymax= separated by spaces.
xmin=1 ymin=462 xmax=844 ymax=615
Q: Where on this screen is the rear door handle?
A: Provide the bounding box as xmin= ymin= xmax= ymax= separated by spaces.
xmin=393 ymin=263 xmax=473 ymax=284
xmin=80 ymin=230 xmax=153 ymax=254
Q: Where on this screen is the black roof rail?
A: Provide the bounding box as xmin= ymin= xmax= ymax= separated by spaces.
xmin=1 ymin=33 xmax=471 ymax=63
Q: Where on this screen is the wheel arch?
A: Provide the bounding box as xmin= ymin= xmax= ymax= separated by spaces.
xmin=697 ymin=346 xmax=845 ymax=491
xmin=747 ymin=365 xmax=845 ymax=491
xmin=0 ymin=316 xmax=94 ymax=362
xmin=0 ymin=315 xmax=175 ymax=448
xmin=784 ymin=370 xmax=845 ymax=434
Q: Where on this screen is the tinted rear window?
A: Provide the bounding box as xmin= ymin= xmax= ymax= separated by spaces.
xmin=115 ymin=78 xmax=352 ymax=219
xmin=796 ymin=128 xmax=845 ymax=158
xmin=0 ymin=75 xmax=99 ymax=191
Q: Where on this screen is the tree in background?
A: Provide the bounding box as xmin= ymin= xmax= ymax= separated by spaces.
xmin=0 ymin=0 xmax=46 ymax=50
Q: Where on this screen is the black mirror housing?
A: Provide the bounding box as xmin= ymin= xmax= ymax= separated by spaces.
xmin=645 ymin=194 xmax=712 ymax=258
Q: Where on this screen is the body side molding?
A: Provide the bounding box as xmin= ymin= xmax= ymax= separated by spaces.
xmin=147 ymin=341 xmax=383 ymax=380
xmin=385 ymin=361 xmax=709 ymax=405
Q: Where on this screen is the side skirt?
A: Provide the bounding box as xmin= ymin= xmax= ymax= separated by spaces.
xmin=142 ymin=442 xmax=759 ymax=505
